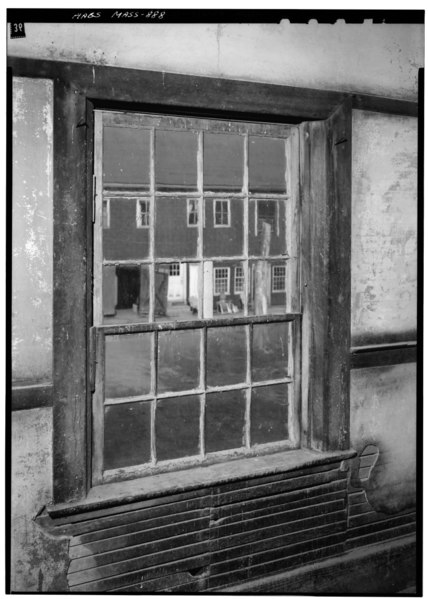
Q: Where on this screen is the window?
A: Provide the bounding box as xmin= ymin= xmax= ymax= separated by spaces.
xmin=272 ymin=265 xmax=286 ymax=292
xmin=214 ymin=199 xmax=230 ymax=227
xmin=92 ymin=110 xmax=300 ymax=485
xmin=187 ymin=198 xmax=198 ymax=226
xmin=234 ymin=266 xmax=244 ymax=293
xmin=136 ymin=199 xmax=150 ymax=228
xmin=169 ymin=263 xmax=180 ymax=277
xmin=102 ymin=199 xmax=110 ymax=228
xmin=214 ymin=267 xmax=230 ymax=295
xmin=256 ymin=200 xmax=279 ymax=236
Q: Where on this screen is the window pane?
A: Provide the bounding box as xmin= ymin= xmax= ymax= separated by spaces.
xmin=248 ymin=260 xmax=286 ymax=316
xmin=103 ymin=264 xmax=150 ymax=325
xmin=251 ymin=384 xmax=288 ymax=445
xmin=204 ymin=133 xmax=244 ymax=191
xmin=155 ymin=197 xmax=198 ymax=258
xmin=158 ymin=329 xmax=201 ymax=393
xmin=205 ymin=389 xmax=246 ymax=453
xmin=104 ymin=401 xmax=151 ymax=470
xmin=203 ymin=199 xmax=244 ymax=257
xmin=249 ymin=136 xmax=286 ymax=193
xmin=156 ymin=395 xmax=201 ymax=460
xmin=252 ymin=322 xmax=289 ymax=382
xmin=249 ymin=200 xmax=286 ymax=257
xmin=105 ymin=333 xmax=152 ymax=398
xmin=103 ymin=198 xmax=150 ymax=260
xmin=155 ymin=263 xmax=201 ymax=321
xmin=155 ymin=130 xmax=197 ymax=191
xmin=103 ymin=126 xmax=150 ymax=190
xmin=207 ymin=326 xmax=247 ymax=387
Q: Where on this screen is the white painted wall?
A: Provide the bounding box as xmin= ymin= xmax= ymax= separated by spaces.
xmin=8 ymin=22 xmax=423 ymax=100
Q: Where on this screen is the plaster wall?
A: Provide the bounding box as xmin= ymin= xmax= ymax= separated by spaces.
xmin=11 ymin=407 xmax=69 ymax=592
xmin=350 ymin=363 xmax=416 ymax=514
xmin=12 ymin=77 xmax=53 ymax=384
xmin=8 ymin=22 xmax=423 ymax=101
xmin=351 ymin=110 xmax=417 ymax=346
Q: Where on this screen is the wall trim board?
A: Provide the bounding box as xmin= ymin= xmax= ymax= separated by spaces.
xmin=350 ymin=343 xmax=417 ymax=369
xmin=7 ymin=57 xmax=418 ymax=120
xmin=11 ymin=383 xmax=53 ymax=411
xmin=223 ymin=533 xmax=417 ymax=594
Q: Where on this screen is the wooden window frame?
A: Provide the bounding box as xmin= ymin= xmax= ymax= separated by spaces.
xmin=136 ymin=198 xmax=150 ymax=228
xmin=213 ymin=266 xmax=230 ymax=296
xmin=187 ymin=198 xmax=198 ymax=227
xmin=272 ymin=265 xmax=286 ymax=293
xmin=213 ymin=198 xmax=230 ymax=228
xmin=8 ymin=56 xmax=417 ymax=504
xmin=234 ymin=266 xmax=244 ymax=294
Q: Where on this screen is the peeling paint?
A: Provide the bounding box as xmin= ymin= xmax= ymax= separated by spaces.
xmin=12 ymin=78 xmax=53 ymax=383
xmin=351 ymin=111 xmax=417 ymax=345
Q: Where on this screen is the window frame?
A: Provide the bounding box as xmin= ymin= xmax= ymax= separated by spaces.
xmin=213 ymin=266 xmax=230 ymax=295
xmin=213 ymin=198 xmax=230 ymax=228
xmin=272 ymin=265 xmax=286 ymax=293
xmin=136 ymin=198 xmax=150 ymax=228
xmin=7 ymin=57 xmax=378 ymax=503
xmin=187 ymin=198 xmax=198 ymax=227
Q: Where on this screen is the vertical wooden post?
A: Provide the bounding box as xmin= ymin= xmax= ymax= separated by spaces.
xmin=300 ymin=99 xmax=352 ymax=452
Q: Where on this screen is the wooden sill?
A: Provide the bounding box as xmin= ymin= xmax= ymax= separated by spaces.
xmin=47 ymin=447 xmax=356 ymax=519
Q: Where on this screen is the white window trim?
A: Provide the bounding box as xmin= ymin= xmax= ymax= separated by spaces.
xmin=234 ymin=266 xmax=244 ymax=294
xmin=272 ymin=265 xmax=286 ymax=293
xmin=136 ymin=199 xmax=150 ymax=228
xmin=213 ymin=199 xmax=231 ymax=228
xmin=102 ymin=198 xmax=110 ymax=229
xmin=213 ymin=266 xmax=230 ymax=295
xmin=187 ymin=198 xmax=198 ymax=227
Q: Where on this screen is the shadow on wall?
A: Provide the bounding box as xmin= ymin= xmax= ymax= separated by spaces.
xmin=350 ymin=362 xmax=416 ymax=515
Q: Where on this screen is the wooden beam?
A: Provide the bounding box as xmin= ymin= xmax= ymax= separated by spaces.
xmin=350 ymin=343 xmax=417 ymax=369
xmin=11 ymin=383 xmax=53 ymax=411
xmin=8 ymin=57 xmax=418 ymax=121
xmin=301 ymin=98 xmax=352 ymax=452
xmin=52 ymin=80 xmax=88 ymax=503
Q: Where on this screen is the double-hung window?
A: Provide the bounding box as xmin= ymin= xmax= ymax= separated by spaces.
xmin=92 ymin=111 xmax=300 ymax=485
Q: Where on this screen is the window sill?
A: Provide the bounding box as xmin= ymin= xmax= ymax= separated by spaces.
xmin=47 ymin=447 xmax=356 ymax=519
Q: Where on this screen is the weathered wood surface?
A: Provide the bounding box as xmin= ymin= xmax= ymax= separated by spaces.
xmin=300 ymin=99 xmax=352 ymax=452
xmin=64 ymin=461 xmax=349 ymax=592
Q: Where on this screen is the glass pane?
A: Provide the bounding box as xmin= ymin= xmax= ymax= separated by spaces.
xmin=156 ymin=395 xmax=201 ymax=460
xmin=249 ymin=200 xmax=286 ymax=256
xmin=203 ymin=199 xmax=244 ymax=257
xmin=104 ymin=401 xmax=151 ymax=470
xmin=248 ymin=260 xmax=286 ymax=316
xmin=204 ymin=133 xmax=244 ymax=191
xmin=205 ymin=389 xmax=246 ymax=453
xmin=249 ymin=136 xmax=286 ymax=193
xmin=105 ymin=333 xmax=152 ymax=398
xmin=103 ymin=198 xmax=150 ymax=260
xmin=251 ymin=384 xmax=288 ymax=445
xmin=103 ymin=126 xmax=150 ymax=191
xmin=155 ymin=197 xmax=198 ymax=258
xmin=252 ymin=322 xmax=289 ymax=382
xmin=158 ymin=329 xmax=201 ymax=393
xmin=155 ymin=130 xmax=197 ymax=191
xmin=207 ymin=325 xmax=247 ymax=387
xmin=103 ymin=265 xmax=150 ymax=325
xmin=154 ymin=263 xmax=201 ymax=321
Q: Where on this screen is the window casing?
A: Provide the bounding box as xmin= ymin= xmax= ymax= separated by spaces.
xmin=136 ymin=199 xmax=150 ymax=228
xmin=214 ymin=199 xmax=230 ymax=227
xmin=272 ymin=265 xmax=286 ymax=292
xmin=92 ymin=110 xmax=301 ymax=485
